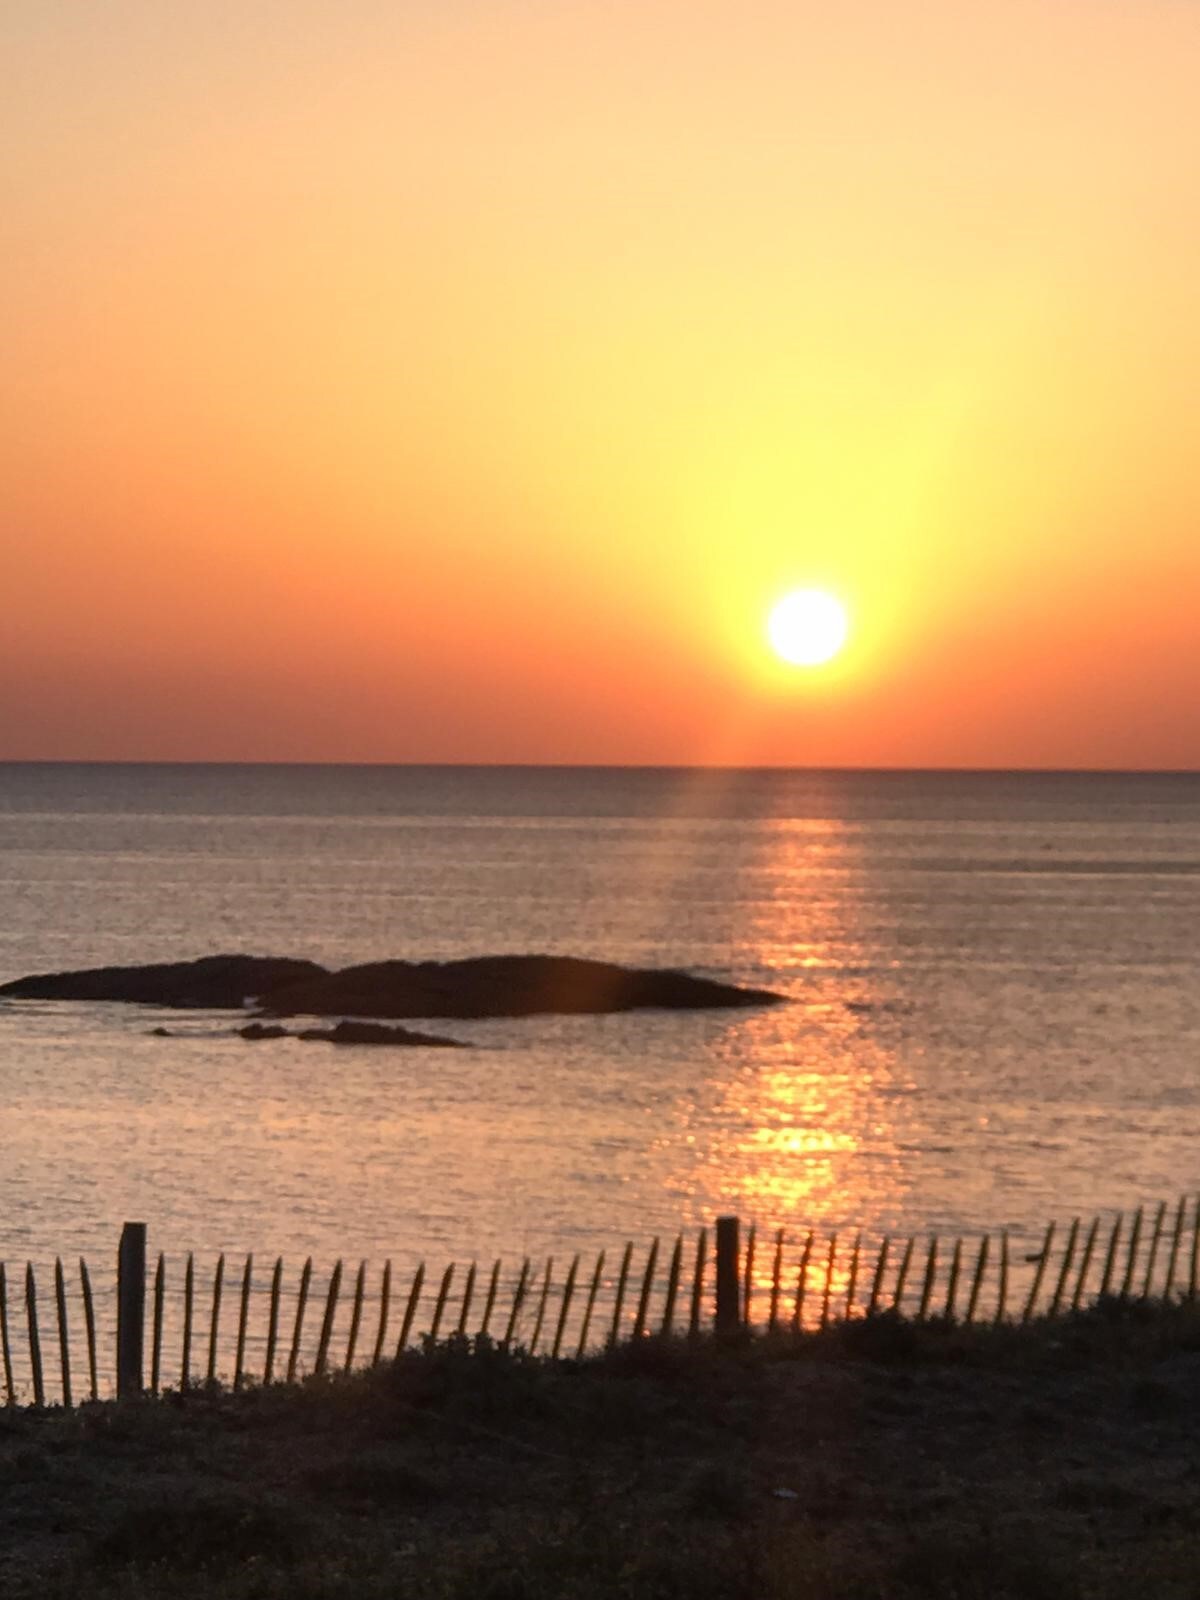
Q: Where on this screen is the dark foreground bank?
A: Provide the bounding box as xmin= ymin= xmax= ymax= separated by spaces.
xmin=3 ymin=1303 xmax=1200 ymax=1599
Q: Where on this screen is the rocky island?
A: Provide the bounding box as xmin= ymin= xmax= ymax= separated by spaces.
xmin=0 ymin=952 xmax=785 ymax=1020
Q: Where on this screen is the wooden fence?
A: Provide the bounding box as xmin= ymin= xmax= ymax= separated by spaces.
xmin=2 ymin=1197 xmax=1198 ymax=1407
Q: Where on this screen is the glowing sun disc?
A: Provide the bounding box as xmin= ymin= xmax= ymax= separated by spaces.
xmin=767 ymin=589 xmax=849 ymax=666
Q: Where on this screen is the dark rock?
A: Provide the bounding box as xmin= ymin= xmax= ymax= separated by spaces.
xmin=149 ymin=1027 xmax=174 ymax=1036
xmin=238 ymin=1019 xmax=464 ymax=1046
xmin=259 ymin=954 xmax=785 ymax=1020
xmin=1 ymin=952 xmax=784 ymax=1020
xmin=296 ymin=1020 xmax=465 ymax=1048
xmin=0 ymin=954 xmax=328 ymax=1009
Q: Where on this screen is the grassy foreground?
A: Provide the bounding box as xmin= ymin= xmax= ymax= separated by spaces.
xmin=4 ymin=1301 xmax=1200 ymax=1598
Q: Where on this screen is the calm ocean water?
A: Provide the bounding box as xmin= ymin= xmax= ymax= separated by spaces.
xmin=2 ymin=763 xmax=1199 ymax=1284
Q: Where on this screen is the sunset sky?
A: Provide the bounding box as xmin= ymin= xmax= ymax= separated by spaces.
xmin=5 ymin=0 xmax=1198 ymax=767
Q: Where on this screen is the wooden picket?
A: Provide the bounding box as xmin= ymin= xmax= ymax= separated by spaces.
xmin=235 ymin=1256 xmax=253 ymax=1389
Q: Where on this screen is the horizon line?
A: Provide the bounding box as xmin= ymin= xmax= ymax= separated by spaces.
xmin=2 ymin=759 xmax=1199 ymax=777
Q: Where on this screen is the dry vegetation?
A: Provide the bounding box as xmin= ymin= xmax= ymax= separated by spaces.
xmin=3 ymin=1299 xmax=1200 ymax=1598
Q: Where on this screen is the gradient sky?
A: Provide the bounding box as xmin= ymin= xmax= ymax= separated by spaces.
xmin=4 ymin=0 xmax=1198 ymax=766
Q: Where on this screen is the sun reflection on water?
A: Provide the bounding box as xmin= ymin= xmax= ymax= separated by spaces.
xmin=660 ymin=815 xmax=918 ymax=1251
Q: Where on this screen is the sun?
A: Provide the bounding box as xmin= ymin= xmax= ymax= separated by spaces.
xmin=766 ymin=589 xmax=849 ymax=667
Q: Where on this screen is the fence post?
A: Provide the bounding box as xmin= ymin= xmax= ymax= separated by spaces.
xmin=117 ymin=1222 xmax=147 ymax=1399
xmin=715 ymin=1216 xmax=741 ymax=1335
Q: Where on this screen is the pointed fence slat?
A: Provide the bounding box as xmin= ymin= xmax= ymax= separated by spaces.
xmin=996 ymin=1232 xmax=1009 ymax=1324
xmin=608 ymin=1243 xmax=634 ymax=1351
xmin=742 ymin=1224 xmax=757 ymax=1328
xmin=768 ymin=1229 xmax=784 ymax=1332
xmin=688 ymin=1231 xmax=707 ymax=1338
xmin=1071 ymin=1219 xmax=1100 ymax=1313
xmin=632 ymin=1239 xmax=658 ymax=1341
xmin=1048 ymin=1219 xmax=1080 ymax=1318
xmin=793 ymin=1231 xmax=814 ymax=1331
xmin=180 ymin=1254 xmax=195 ymax=1389
xmin=1190 ymin=1199 xmax=1200 ymax=1302
xmin=552 ymin=1255 xmax=579 ymax=1359
xmin=315 ymin=1260 xmax=343 ymax=1375
xmin=661 ymin=1236 xmax=683 ymax=1337
xmin=311 ymin=1261 xmax=341 ymax=1374
xmin=207 ymin=1254 xmax=225 ymax=1384
xmin=943 ymin=1239 xmax=962 ymax=1321
xmin=1165 ymin=1198 xmax=1186 ymax=1301
xmin=287 ymin=1257 xmax=313 ymax=1384
xmin=893 ymin=1236 xmax=915 ymax=1314
xmin=577 ymin=1251 xmax=605 ymax=1358
xmin=867 ymin=1237 xmax=890 ymax=1318
xmin=917 ymin=1238 xmax=938 ymax=1323
xmin=149 ymin=1256 xmax=164 ymax=1397
xmin=1022 ymin=1223 xmax=1055 ymax=1322
xmin=81 ymin=1257 xmax=100 ymax=1401
xmin=54 ymin=1259 xmax=71 ymax=1409
xmin=344 ymin=1261 xmax=365 ymax=1373
xmin=428 ymin=1264 xmax=455 ymax=1346
xmin=965 ymin=1235 xmax=989 ymax=1325
xmin=235 ymin=1256 xmax=253 ymax=1390
xmin=502 ymin=1259 xmax=530 ymax=1352
xmin=457 ymin=1263 xmax=477 ymax=1338
xmin=1120 ymin=1206 xmax=1144 ymax=1299
xmin=528 ymin=1260 xmax=553 ymax=1355
xmin=397 ymin=1264 xmax=425 ymax=1356
xmin=26 ymin=1266 xmax=44 ymax=1409
xmin=0 ymin=1266 xmax=13 ymax=1407
xmin=845 ymin=1235 xmax=862 ymax=1321
xmin=371 ymin=1262 xmax=392 ymax=1366
xmin=819 ymin=1235 xmax=837 ymax=1331
xmin=479 ymin=1260 xmax=501 ymax=1340
xmin=264 ymin=1257 xmax=283 ymax=1384
xmin=1098 ymin=1215 xmax=1122 ymax=1298
xmin=1142 ymin=1201 xmax=1167 ymax=1300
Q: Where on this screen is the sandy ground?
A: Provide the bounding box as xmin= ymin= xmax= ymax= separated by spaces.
xmin=1 ymin=1303 xmax=1199 ymax=1598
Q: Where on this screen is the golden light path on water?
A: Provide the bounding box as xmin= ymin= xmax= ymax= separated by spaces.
xmin=643 ymin=813 xmax=921 ymax=1305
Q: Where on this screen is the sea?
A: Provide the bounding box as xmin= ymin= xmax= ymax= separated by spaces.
xmin=2 ymin=762 xmax=1198 ymax=1289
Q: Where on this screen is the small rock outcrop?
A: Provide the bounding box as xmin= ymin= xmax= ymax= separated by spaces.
xmin=239 ymin=1020 xmax=464 ymax=1047
xmin=303 ymin=1020 xmax=465 ymax=1048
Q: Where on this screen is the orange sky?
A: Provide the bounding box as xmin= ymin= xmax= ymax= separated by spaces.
xmin=4 ymin=0 xmax=1199 ymax=766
